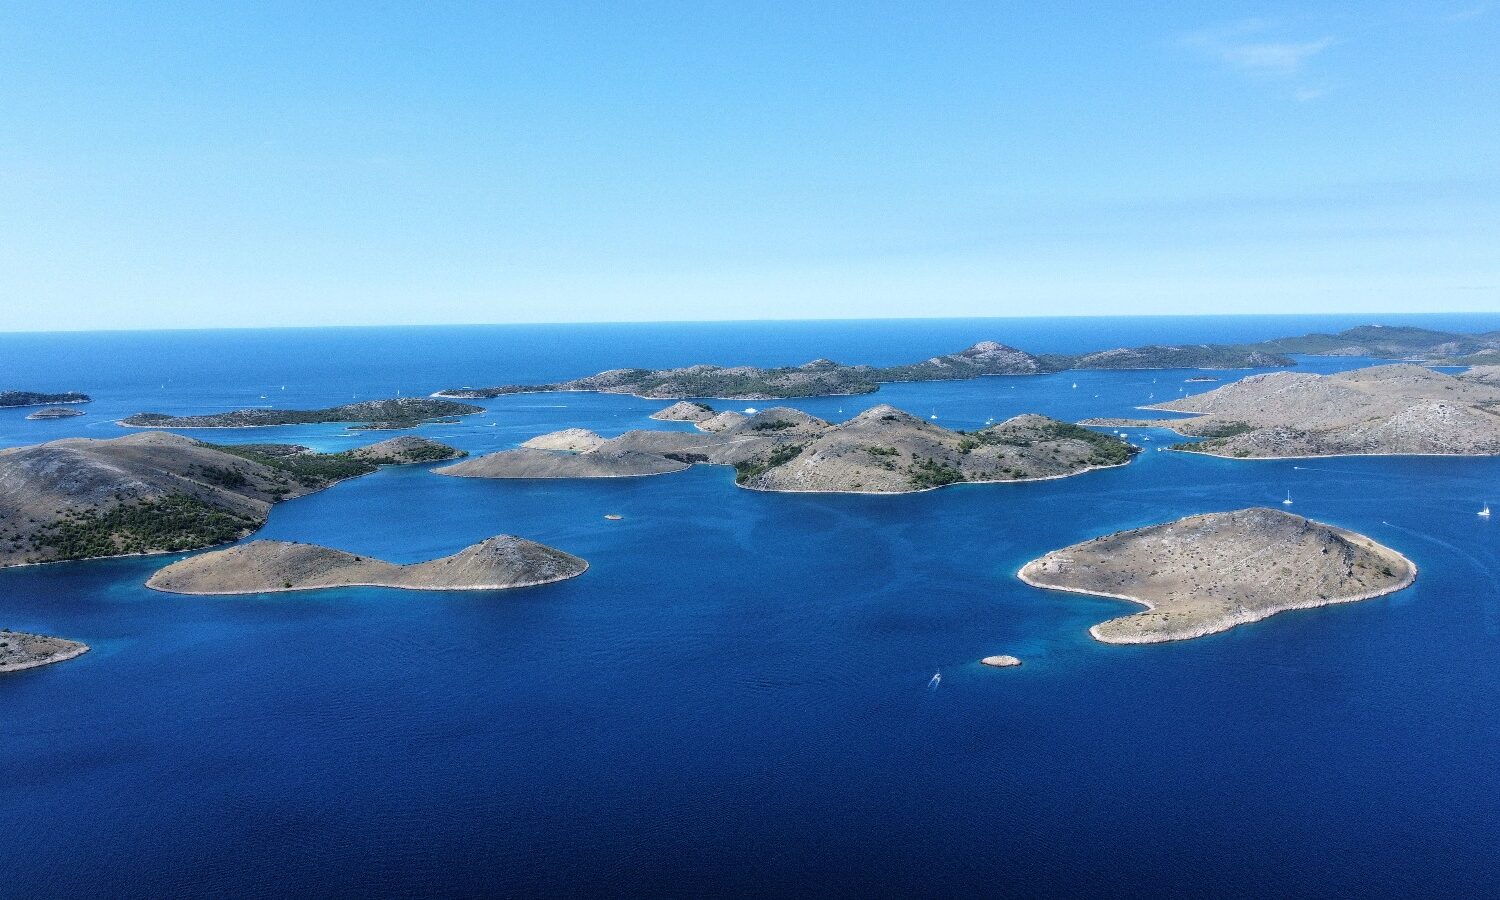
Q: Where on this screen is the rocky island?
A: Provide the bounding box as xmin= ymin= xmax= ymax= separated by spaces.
xmin=435 ymin=340 xmax=1293 ymax=401
xmin=1099 ymin=364 xmax=1500 ymax=458
xmin=1 ymin=391 xmax=91 ymax=408
xmin=980 ymin=655 xmax=1022 ymax=668
xmin=26 ymin=407 xmax=86 ymax=420
xmin=0 ymin=433 xmax=464 ymax=567
xmin=1019 ymin=508 xmax=1416 ymax=643
xmin=650 ymin=400 xmax=716 ymax=423
xmin=438 ymin=403 xmax=1136 ymax=493
xmin=146 ymin=535 xmax=587 ymax=595
xmin=119 ymin=397 xmax=483 ymax=430
xmin=0 ymin=629 xmax=89 ymax=673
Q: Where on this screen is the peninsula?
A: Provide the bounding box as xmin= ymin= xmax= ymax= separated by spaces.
xmin=26 ymin=407 xmax=85 ymax=420
xmin=0 ymin=433 xmax=464 ymax=567
xmin=1019 ymin=508 xmax=1415 ymax=643
xmin=119 ymin=397 xmax=482 ymax=430
xmin=146 ymin=535 xmax=587 ymax=595
xmin=434 ymin=340 xmax=1291 ymax=401
xmin=438 ymin=403 xmax=1136 ymax=493
xmin=1092 ymin=364 xmax=1500 ymax=458
xmin=1 ymin=391 xmax=91 ymax=408
xmin=0 ymin=629 xmax=89 ymax=673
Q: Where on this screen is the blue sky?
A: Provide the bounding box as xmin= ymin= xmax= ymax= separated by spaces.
xmin=1 ymin=2 xmax=1496 ymax=331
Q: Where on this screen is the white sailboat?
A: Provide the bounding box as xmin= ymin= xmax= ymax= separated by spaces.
xmin=928 ymin=670 xmax=942 ymax=690
xmin=1282 ymin=491 xmax=1293 ymax=506
xmin=1480 ymin=503 xmax=1491 ymax=518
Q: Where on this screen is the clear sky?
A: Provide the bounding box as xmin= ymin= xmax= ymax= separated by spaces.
xmin=1 ymin=2 xmax=1496 ymax=331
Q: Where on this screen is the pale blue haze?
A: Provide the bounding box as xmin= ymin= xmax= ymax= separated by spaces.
xmin=1 ymin=2 xmax=1497 ymax=330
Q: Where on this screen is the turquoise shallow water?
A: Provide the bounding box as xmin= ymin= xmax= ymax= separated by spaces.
xmin=3 ymin=316 xmax=1500 ymax=897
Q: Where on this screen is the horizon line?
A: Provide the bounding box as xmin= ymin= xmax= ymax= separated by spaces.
xmin=3 ymin=310 xmax=1498 ymax=337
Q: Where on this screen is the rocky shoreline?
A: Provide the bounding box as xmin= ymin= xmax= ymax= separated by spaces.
xmin=1019 ymin=508 xmax=1416 ymax=644
xmin=0 ymin=630 xmax=90 ymax=673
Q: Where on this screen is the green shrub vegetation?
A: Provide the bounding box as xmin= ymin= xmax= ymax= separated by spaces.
xmin=734 ymin=444 xmax=804 ymax=484
xmin=208 ymin=444 xmax=378 ymax=487
xmin=906 ymin=458 xmax=965 ymax=489
xmin=31 ymin=494 xmax=258 ymax=561
xmin=1196 ymin=421 xmax=1254 ymax=439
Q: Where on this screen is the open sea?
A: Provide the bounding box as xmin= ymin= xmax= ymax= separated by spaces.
xmin=3 ymin=314 xmax=1500 ymax=898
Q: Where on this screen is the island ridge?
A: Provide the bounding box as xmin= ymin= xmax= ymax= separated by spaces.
xmin=147 ymin=535 xmax=587 ymax=595
xmin=438 ymin=403 xmax=1137 ymax=493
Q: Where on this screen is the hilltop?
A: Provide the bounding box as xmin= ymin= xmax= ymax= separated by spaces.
xmin=1133 ymin=364 xmax=1500 ymax=457
xmin=119 ymin=397 xmax=482 ymax=430
xmin=0 ymin=432 xmax=464 ymax=566
xmin=1019 ymin=508 xmax=1415 ymax=643
xmin=438 ymin=403 xmax=1136 ymax=493
xmin=147 ymin=535 xmax=586 ymax=595
xmin=649 ymin=400 xmax=716 ymax=423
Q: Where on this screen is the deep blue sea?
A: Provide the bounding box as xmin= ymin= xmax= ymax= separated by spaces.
xmin=3 ymin=315 xmax=1500 ymax=898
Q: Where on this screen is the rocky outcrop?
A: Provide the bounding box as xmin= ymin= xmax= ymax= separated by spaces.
xmin=980 ymin=655 xmax=1022 ymax=668
xmin=25 ymin=407 xmax=85 ymax=420
xmin=0 ymin=629 xmax=89 ymax=672
xmin=520 ymin=428 xmax=608 ymax=452
xmin=1144 ymin=364 xmax=1500 ymax=457
xmin=1019 ymin=508 xmax=1415 ymax=643
xmin=147 ymin=535 xmax=587 ymax=595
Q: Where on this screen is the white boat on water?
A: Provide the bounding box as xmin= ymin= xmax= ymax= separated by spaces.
xmin=1480 ymin=503 xmax=1491 ymax=518
xmin=1283 ymin=491 xmax=1293 ymax=506
xmin=928 ymin=671 xmax=941 ymax=690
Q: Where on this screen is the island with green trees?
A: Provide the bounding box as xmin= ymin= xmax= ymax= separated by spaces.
xmin=0 ymin=433 xmax=464 ymax=567
xmin=119 ymin=397 xmax=483 ymax=430
xmin=1 ymin=391 xmax=91 ymax=408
